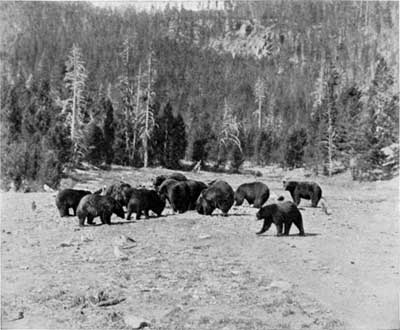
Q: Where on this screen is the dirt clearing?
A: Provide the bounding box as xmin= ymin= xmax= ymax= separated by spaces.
xmin=1 ymin=167 xmax=398 ymax=329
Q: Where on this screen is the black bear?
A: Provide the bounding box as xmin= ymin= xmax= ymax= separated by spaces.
xmin=283 ymin=180 xmax=322 ymax=207
xmin=256 ymin=201 xmax=305 ymax=236
xmin=126 ymin=189 xmax=166 ymax=220
xmin=159 ymin=179 xmax=191 ymax=213
xmin=196 ymin=180 xmax=234 ymax=216
xmin=186 ymin=180 xmax=208 ymax=210
xmin=76 ymin=194 xmax=125 ymax=226
xmin=104 ymin=182 xmax=133 ymax=207
xmin=55 ymin=189 xmax=92 ymax=217
xmin=234 ymin=182 xmax=270 ymax=208
xmin=153 ymin=173 xmax=187 ymax=190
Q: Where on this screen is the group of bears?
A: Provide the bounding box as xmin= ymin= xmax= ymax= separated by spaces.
xmin=55 ymin=172 xmax=323 ymax=236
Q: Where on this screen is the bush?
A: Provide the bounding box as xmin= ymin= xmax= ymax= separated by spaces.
xmin=151 ymin=104 xmax=187 ymax=169
xmin=37 ymin=150 xmax=64 ymax=188
xmin=0 ymin=141 xmax=27 ymax=190
xmin=84 ymin=121 xmax=105 ymax=166
xmin=284 ymin=126 xmax=308 ymax=168
xmin=229 ymin=144 xmax=245 ymax=171
xmin=254 ymin=129 xmax=280 ymax=165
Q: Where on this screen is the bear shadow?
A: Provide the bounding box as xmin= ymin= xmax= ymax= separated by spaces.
xmin=109 ymin=220 xmax=137 ymax=226
xmin=202 ymin=213 xmax=248 ymax=217
xmin=298 ymin=206 xmax=320 ymax=210
xmin=256 ymin=232 xmax=320 ymax=237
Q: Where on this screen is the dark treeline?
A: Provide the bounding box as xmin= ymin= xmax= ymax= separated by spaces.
xmin=0 ymin=1 xmax=398 ymax=189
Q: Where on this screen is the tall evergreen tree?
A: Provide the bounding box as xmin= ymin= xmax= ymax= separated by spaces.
xmin=103 ymin=97 xmax=115 ymax=165
xmin=84 ymin=121 xmax=105 ymax=166
xmin=64 ymin=43 xmax=88 ymax=161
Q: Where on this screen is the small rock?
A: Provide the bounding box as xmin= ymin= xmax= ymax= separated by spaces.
xmin=350 ymin=261 xmax=355 ymax=264
xmin=31 ymin=201 xmax=37 ymax=211
xmin=291 ymin=244 xmax=296 ymax=248
xmin=81 ymin=233 xmax=94 ymax=242
xmin=114 ymin=234 xmax=136 ymax=246
xmin=198 ymin=234 xmax=211 ymax=240
xmin=59 ymin=241 xmax=74 ymax=247
xmin=114 ymin=246 xmax=129 ymax=261
xmin=109 ymin=311 xmax=122 ymax=322
xmin=123 ymin=315 xmax=150 ymax=329
xmin=9 ymin=311 xmax=24 ymax=321
xmin=268 ymin=280 xmax=292 ymax=291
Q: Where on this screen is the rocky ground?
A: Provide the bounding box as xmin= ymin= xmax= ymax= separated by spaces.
xmin=1 ymin=166 xmax=398 ymax=329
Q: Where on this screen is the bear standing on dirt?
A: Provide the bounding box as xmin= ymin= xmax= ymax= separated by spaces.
xmin=153 ymin=173 xmax=187 ymax=190
xmin=186 ymin=180 xmax=208 ymax=210
xmin=104 ymin=182 xmax=133 ymax=207
xmin=256 ymin=201 xmax=305 ymax=236
xmin=56 ymin=189 xmax=92 ymax=217
xmin=235 ymin=182 xmax=270 ymax=208
xmin=196 ymin=180 xmax=234 ymax=216
xmin=283 ymin=180 xmax=322 ymax=207
xmin=158 ymin=179 xmax=191 ymax=213
xmin=76 ymin=194 xmax=125 ymax=226
xmin=126 ymin=189 xmax=166 ymax=220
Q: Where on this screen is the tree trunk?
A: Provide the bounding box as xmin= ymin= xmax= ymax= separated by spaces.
xmin=258 ymin=97 xmax=262 ymax=129
xmin=132 ymin=63 xmax=142 ymax=164
xmin=143 ymin=53 xmax=151 ymax=168
xmin=71 ymin=47 xmax=78 ymax=160
xmin=328 ymin=105 xmax=333 ymax=177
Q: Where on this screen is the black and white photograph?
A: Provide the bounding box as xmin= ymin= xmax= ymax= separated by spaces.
xmin=0 ymin=1 xmax=398 ymax=329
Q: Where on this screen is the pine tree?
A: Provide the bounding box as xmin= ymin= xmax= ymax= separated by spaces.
xmin=84 ymin=121 xmax=105 ymax=166
xmin=137 ymin=49 xmax=157 ymax=168
xmin=103 ymin=97 xmax=115 ymax=165
xmin=64 ymin=44 xmax=88 ymax=162
xmin=117 ymin=38 xmax=135 ymax=162
xmin=150 ymin=103 xmax=187 ymax=169
xmin=356 ymin=56 xmax=399 ymax=178
xmin=311 ymin=61 xmax=341 ymax=176
xmin=168 ymin=113 xmax=187 ymax=169
xmin=218 ymin=98 xmax=242 ymax=165
xmin=285 ymin=126 xmax=308 ymax=168
xmin=254 ymin=76 xmax=265 ymax=130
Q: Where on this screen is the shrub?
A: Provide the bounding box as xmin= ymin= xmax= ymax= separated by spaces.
xmin=284 ymin=126 xmax=308 ymax=168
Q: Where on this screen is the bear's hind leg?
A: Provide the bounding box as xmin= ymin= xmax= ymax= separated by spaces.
xmin=78 ymin=216 xmax=86 ymax=227
xmin=253 ymin=199 xmax=261 ymax=208
xmin=136 ymin=207 xmax=142 ymax=220
xmin=311 ymin=195 xmax=319 ymax=207
xmin=294 ymin=219 xmax=305 ymax=236
xmin=275 ymin=223 xmax=283 ymax=236
xmin=284 ymin=222 xmax=292 ymax=235
xmin=126 ymin=208 xmax=132 ymax=220
xmin=101 ymin=214 xmax=111 ymax=225
xmin=87 ymin=216 xmax=95 ymax=225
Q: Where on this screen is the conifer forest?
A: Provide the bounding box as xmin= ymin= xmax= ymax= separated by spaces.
xmin=1 ymin=1 xmax=398 ymax=188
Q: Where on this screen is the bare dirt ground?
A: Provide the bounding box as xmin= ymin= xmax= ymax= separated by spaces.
xmin=1 ymin=166 xmax=398 ymax=330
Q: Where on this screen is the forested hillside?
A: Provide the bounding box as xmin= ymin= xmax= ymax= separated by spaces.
xmin=0 ymin=1 xmax=398 ymax=189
